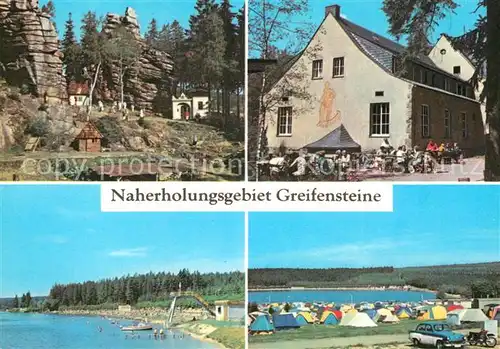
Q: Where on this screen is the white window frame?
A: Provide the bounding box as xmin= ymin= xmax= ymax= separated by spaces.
xmin=370 ymin=103 xmax=390 ymax=137
xmin=277 ymin=107 xmax=293 ymax=136
xmin=461 ymin=112 xmax=468 ymax=139
xmin=421 ymin=104 xmax=430 ymax=138
xmin=444 ymin=109 xmax=451 ymax=138
xmin=333 ymin=57 xmax=344 ymax=77
xmin=312 ymin=60 xmax=323 ymax=79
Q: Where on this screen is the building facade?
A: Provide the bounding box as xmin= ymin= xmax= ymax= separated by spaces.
xmin=265 ymin=5 xmax=484 ymax=155
xmin=428 ymin=34 xmax=487 ymax=134
xmin=172 ymin=92 xmax=209 ymax=120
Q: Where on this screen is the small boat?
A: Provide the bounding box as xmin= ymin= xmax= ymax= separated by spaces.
xmin=120 ymin=323 xmax=153 ymax=331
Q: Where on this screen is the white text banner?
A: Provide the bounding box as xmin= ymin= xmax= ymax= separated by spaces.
xmin=101 ymin=183 xmax=393 ymax=212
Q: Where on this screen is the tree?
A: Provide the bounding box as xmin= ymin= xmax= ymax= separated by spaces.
xmin=157 ymin=21 xmax=187 ymax=94
xmin=382 ymin=0 xmax=499 ymax=181
xmin=80 ymin=11 xmax=103 ymax=114
xmin=61 ymin=12 xmax=83 ymax=82
xmin=235 ymin=6 xmax=245 ymax=118
xmin=104 ymin=25 xmax=141 ymax=107
xmin=268 ymin=305 xmax=275 ymax=314
xmin=219 ymin=0 xmax=239 ymax=123
xmin=20 ymin=293 xmax=26 ymax=308
xmin=12 ymin=295 xmax=19 ymax=308
xmin=25 ymin=291 xmax=32 ymax=308
xmin=188 ymin=8 xmax=227 ymax=112
xmin=248 ymin=0 xmax=317 ymax=179
xmin=145 ymin=18 xmax=159 ymax=47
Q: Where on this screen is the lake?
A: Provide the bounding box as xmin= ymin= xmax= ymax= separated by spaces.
xmin=248 ymin=289 xmax=436 ymax=304
xmin=0 ymin=312 xmax=218 ymax=349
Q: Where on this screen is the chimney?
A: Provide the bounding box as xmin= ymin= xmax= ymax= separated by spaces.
xmin=325 ymin=4 xmax=341 ymax=19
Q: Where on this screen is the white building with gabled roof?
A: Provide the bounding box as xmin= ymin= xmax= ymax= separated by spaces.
xmin=172 ymin=91 xmax=209 ymax=120
xmin=428 ymin=34 xmax=487 ymax=134
xmin=264 ymin=4 xmax=484 ymax=156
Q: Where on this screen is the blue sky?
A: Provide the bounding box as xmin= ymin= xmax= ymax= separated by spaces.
xmin=254 ymin=0 xmax=484 ymax=55
xmin=41 ymin=0 xmax=245 ymax=39
xmin=250 ymin=185 xmax=500 ymax=269
xmin=0 ymin=185 xmax=244 ymax=297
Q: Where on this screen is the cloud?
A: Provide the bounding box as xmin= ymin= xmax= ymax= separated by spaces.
xmin=340 ymin=14 xmax=348 ymax=19
xmin=109 ymin=247 xmax=148 ymax=257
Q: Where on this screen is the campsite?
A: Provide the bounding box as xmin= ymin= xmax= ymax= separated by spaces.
xmin=248 ymin=299 xmax=500 ymax=348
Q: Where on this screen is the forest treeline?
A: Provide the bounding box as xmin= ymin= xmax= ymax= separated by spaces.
xmin=249 ymin=263 xmax=500 ymax=298
xmin=4 ymin=269 xmax=244 ymax=311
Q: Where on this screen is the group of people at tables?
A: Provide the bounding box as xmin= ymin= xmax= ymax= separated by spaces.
xmin=266 ymin=149 xmax=352 ymax=179
xmin=263 ymin=138 xmax=463 ymax=179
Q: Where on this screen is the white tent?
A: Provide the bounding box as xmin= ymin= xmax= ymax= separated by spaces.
xmin=340 ymin=312 xmax=377 ymax=327
xmin=461 ymin=309 xmax=489 ymax=322
xmin=382 ymin=314 xmax=400 ymax=323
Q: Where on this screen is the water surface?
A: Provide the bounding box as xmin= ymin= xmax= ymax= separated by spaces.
xmin=0 ymin=312 xmax=218 ymax=349
xmin=248 ymin=290 xmax=436 ymax=304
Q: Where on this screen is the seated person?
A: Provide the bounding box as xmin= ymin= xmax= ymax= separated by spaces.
xmin=290 ymin=153 xmax=306 ymax=177
xmin=380 ymin=138 xmax=392 ymax=151
xmin=395 ymin=146 xmax=406 ymax=165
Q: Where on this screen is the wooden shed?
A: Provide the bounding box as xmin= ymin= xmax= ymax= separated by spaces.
xmin=75 ymin=122 xmax=103 ymax=152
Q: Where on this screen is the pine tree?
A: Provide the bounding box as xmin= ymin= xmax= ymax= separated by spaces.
xmin=61 ymin=13 xmax=82 ymax=82
xmin=188 ymin=4 xmax=226 ymax=110
xmin=80 ymin=11 xmax=103 ymax=114
xmin=20 ymin=293 xmax=26 ymax=308
xmin=12 ymin=295 xmax=19 ymax=308
xmin=145 ymin=18 xmax=159 ymax=47
xmin=235 ymin=6 xmax=245 ymax=118
xmin=25 ymin=291 xmax=32 ymax=308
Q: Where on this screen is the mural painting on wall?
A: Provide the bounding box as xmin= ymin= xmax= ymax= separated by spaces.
xmin=318 ymin=81 xmax=341 ymax=128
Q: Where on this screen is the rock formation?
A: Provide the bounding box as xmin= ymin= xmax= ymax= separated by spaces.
xmin=0 ymin=0 xmax=67 ymax=100
xmin=100 ymin=7 xmax=173 ymax=110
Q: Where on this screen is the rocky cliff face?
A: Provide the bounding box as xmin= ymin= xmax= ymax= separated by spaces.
xmin=100 ymin=7 xmax=174 ymax=110
xmin=0 ymin=0 xmax=66 ymax=100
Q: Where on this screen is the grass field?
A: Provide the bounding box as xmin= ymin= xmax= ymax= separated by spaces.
xmin=208 ymin=327 xmax=245 ymax=349
xmin=248 ymin=320 xmax=496 ymax=344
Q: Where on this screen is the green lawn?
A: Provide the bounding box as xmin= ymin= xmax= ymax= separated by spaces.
xmin=208 ymin=327 xmax=245 ymax=349
xmin=249 ymin=320 xmax=500 ymax=344
xmin=249 ymin=320 xmax=422 ymax=343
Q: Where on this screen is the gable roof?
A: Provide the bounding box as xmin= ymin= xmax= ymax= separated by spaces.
xmin=75 ymin=121 xmax=103 ymax=140
xmin=337 ymin=17 xmax=466 ymax=82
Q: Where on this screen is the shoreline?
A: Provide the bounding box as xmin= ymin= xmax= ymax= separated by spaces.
xmin=177 ymin=326 xmax=228 ymax=349
xmin=248 ymin=286 xmax=438 ymax=293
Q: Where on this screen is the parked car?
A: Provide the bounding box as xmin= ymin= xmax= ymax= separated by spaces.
xmin=409 ymin=322 xmax=466 ymax=348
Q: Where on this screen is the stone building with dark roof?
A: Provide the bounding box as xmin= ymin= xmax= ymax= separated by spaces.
xmin=265 ymin=4 xmax=484 ymax=155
